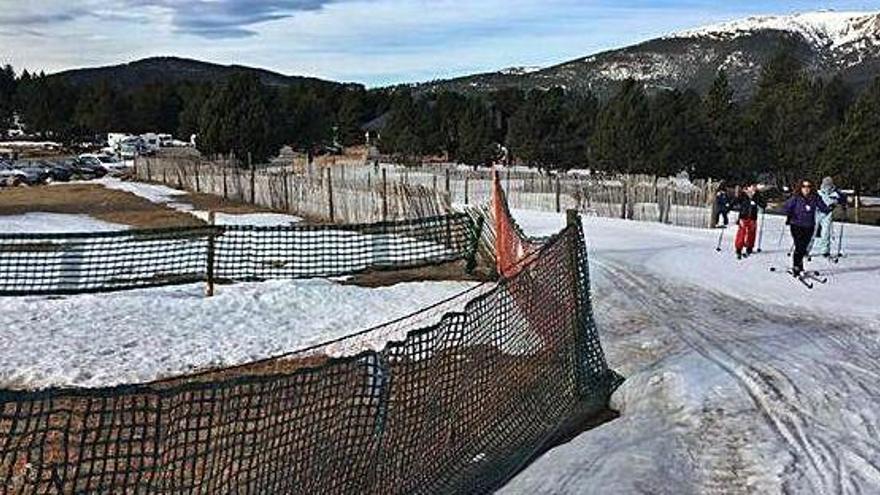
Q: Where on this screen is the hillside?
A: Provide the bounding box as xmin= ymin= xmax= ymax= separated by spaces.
xmin=47 ymin=56 xmax=359 ymax=92
xmin=418 ymin=11 xmax=880 ymax=99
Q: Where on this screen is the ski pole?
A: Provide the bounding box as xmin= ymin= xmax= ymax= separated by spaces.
xmin=715 ymin=226 xmax=726 ymax=252
xmin=836 ymin=210 xmax=847 ymax=259
xmin=757 ymin=208 xmax=765 ymax=252
xmin=776 ymin=220 xmax=786 ymax=247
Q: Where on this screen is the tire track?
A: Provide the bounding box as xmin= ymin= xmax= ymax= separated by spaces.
xmin=592 ymin=257 xmax=880 ymax=493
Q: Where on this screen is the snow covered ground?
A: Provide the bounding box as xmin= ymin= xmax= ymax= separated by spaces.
xmin=0 ymin=279 xmax=478 ymax=389
xmin=0 ymin=212 xmax=128 ymax=233
xmin=503 ymin=210 xmax=880 ymax=494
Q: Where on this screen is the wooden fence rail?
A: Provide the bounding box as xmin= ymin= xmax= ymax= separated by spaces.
xmin=137 ymin=156 xmax=716 ymax=228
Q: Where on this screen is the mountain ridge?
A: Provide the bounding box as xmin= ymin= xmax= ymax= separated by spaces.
xmin=415 ymin=10 xmax=880 ymax=99
xmin=47 ymin=56 xmax=360 ymax=91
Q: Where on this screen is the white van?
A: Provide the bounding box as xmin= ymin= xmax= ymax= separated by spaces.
xmin=140 ymin=133 xmax=160 ymax=154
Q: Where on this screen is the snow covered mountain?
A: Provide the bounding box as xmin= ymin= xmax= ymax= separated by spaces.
xmin=420 ymin=11 xmax=880 ymax=99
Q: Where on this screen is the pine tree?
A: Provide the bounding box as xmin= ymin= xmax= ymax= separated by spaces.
xmin=380 ymin=90 xmax=422 ymax=163
xmin=336 ymin=89 xmax=366 ymax=146
xmin=74 ymin=82 xmax=129 ymax=134
xmin=15 ymin=73 xmax=77 ymax=141
xmin=279 ymin=88 xmax=332 ymax=152
xmin=591 ymin=79 xmax=651 ymax=173
xmin=0 ymin=64 xmax=16 ymax=129
xmin=456 ymin=98 xmax=496 ymax=167
xmin=649 ymin=89 xmax=715 ymax=177
xmin=703 ymin=71 xmax=745 ymax=179
xmin=197 ymin=72 xmax=282 ymax=164
xmin=749 ymin=52 xmax=824 ymax=186
xmin=821 ymin=77 xmax=880 ymax=197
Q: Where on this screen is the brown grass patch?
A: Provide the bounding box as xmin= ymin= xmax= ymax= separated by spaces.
xmin=0 ymin=183 xmax=203 ymax=228
xmin=341 ymin=259 xmax=493 ymax=288
xmin=180 ymin=190 xmax=276 ymax=215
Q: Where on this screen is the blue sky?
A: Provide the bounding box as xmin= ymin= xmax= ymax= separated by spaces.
xmin=1 ymin=1 xmax=878 ymax=86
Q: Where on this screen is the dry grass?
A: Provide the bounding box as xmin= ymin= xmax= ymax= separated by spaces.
xmin=0 ymin=182 xmax=287 ymax=229
xmin=180 ymin=190 xmax=276 ymax=215
xmin=341 ymin=259 xmax=492 ymax=288
xmin=0 ymin=183 xmax=202 ymax=228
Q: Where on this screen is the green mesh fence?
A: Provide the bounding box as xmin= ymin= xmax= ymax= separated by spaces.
xmin=0 ymin=214 xmax=475 ymax=296
xmin=0 ymin=213 xmax=618 ymax=494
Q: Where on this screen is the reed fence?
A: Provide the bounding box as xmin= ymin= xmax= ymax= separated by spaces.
xmin=137 ymin=155 xmax=717 ymax=228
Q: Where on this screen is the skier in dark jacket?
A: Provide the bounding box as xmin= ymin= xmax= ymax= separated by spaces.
xmin=715 ymin=185 xmax=731 ymax=227
xmin=782 ymin=180 xmax=832 ymax=275
xmin=732 ymin=183 xmax=767 ymax=259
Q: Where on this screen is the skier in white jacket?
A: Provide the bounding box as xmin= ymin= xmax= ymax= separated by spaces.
xmin=814 ymin=176 xmax=847 ymax=257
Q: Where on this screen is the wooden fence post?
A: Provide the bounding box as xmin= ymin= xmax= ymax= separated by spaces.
xmin=464 ymin=175 xmax=470 ymax=205
xmin=555 ymin=175 xmax=561 ymax=213
xmin=146 ymin=157 xmax=152 ymax=182
xmin=222 ymin=166 xmax=228 ymax=199
xmin=283 ymin=172 xmax=291 ymax=212
xmin=327 ymin=166 xmax=335 ymax=223
xmin=249 ymin=152 xmax=255 ymax=204
xmin=566 ymin=209 xmax=579 ymax=228
xmin=195 ymin=161 xmax=201 ymax=193
xmin=381 ymin=168 xmax=388 ymax=221
xmin=205 ymin=211 xmax=216 ymax=297
xmin=445 ymin=169 xmax=451 ymax=198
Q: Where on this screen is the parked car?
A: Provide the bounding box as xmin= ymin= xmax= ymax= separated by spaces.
xmin=79 ymin=154 xmax=129 ymax=175
xmin=38 ymin=160 xmax=75 ymax=182
xmin=7 ymin=161 xmax=50 ymax=185
xmin=0 ymin=162 xmax=27 ymax=187
xmin=67 ymin=158 xmax=107 ymax=179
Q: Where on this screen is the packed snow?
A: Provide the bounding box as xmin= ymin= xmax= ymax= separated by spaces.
xmin=0 ymin=279 xmax=479 ymax=389
xmin=0 ymin=213 xmax=128 ymax=233
xmin=504 ymin=210 xmax=880 ymax=494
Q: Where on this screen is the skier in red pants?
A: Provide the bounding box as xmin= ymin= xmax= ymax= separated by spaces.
xmin=733 ymin=183 xmax=766 ymax=259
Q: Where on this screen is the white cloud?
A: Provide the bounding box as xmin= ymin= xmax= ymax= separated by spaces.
xmin=0 ymin=0 xmax=876 ymax=85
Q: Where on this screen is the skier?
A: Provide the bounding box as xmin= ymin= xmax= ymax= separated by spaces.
xmin=732 ymin=183 xmax=766 ymax=259
xmin=782 ymin=180 xmax=832 ymax=276
xmin=714 ymin=183 xmax=731 ymax=227
xmin=813 ymin=176 xmax=847 ymax=257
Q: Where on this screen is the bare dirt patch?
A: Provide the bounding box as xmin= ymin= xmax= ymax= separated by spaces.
xmin=0 ymin=183 xmax=202 ymax=228
xmin=180 ymin=190 xmax=277 ymax=215
xmin=341 ymin=259 xmax=493 ymax=288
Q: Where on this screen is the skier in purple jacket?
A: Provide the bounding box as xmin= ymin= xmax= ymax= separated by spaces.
xmin=782 ymin=180 xmax=832 ymax=275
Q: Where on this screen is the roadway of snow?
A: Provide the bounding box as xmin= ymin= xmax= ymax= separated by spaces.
xmin=503 ymin=210 xmax=880 ymax=494
xmin=0 ymin=213 xmax=128 ymax=233
xmin=0 ymin=279 xmax=478 ymax=389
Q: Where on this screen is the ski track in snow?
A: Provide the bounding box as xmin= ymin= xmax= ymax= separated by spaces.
xmin=503 ymin=211 xmax=880 ymax=494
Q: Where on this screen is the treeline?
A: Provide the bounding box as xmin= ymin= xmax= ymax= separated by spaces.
xmin=379 ymin=52 xmax=880 ymax=194
xmin=0 ymin=68 xmax=388 ymax=163
xmin=2 ymin=52 xmax=879 ymax=193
